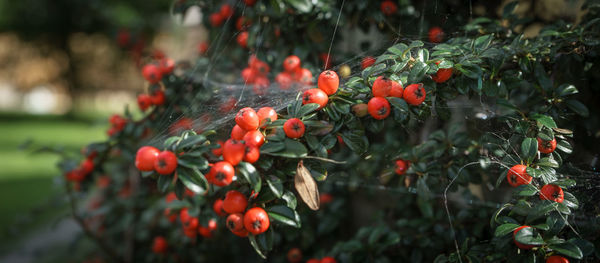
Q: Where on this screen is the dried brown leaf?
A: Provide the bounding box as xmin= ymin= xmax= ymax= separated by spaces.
xmin=294 ymin=161 xmax=320 ymax=210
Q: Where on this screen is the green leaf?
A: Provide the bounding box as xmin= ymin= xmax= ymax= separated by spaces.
xmin=248 ymin=234 xmax=267 ymax=259
xmin=537 ymin=157 xmax=559 ymax=168
xmin=388 ymin=97 xmax=409 ymax=112
xmin=177 ymin=167 xmax=208 ymax=194
xmin=456 ymin=62 xmax=482 ymax=79
xmin=565 ymin=99 xmax=589 ymax=117
xmin=494 ymin=223 xmax=520 ymax=237
xmin=556 ymin=84 xmax=578 ymax=97
xmin=282 ymin=191 xmax=297 ymax=209
xmin=474 ymin=35 xmax=493 ymax=51
xmin=388 ymin=43 xmax=408 ymax=56
xmin=164 ymin=136 xmax=180 ymax=149
xmin=526 ymin=201 xmax=558 ymax=222
xmin=296 ymin=103 xmax=320 ymax=118
xmin=260 ymin=141 xmax=286 ymax=153
xmin=521 ymin=138 xmax=538 ymax=162
xmin=531 ymin=114 xmax=557 ymax=128
xmin=514 ymin=184 xmax=538 ymax=196
xmin=174 ymin=179 xmax=185 ymax=200
xmin=178 ymin=135 xmax=207 ymax=149
xmin=408 ymin=61 xmax=430 ymax=83
xmin=264 ymin=139 xmax=308 ymax=158
xmin=569 ymin=238 xmax=595 ymax=257
xmin=266 ymin=176 xmax=284 ymax=198
xmin=157 ymin=174 xmax=171 ymax=193
xmin=237 ymin=162 xmax=262 ymax=194
xmin=556 ymin=140 xmax=572 ymax=154
xmin=267 ymin=205 xmax=301 ymax=228
xmin=514 ymin=226 xmax=544 ymax=246
xmin=552 ymin=179 xmax=576 ymax=188
xmin=548 ymin=242 xmax=583 ymax=259
xmin=563 ymin=192 xmax=578 ymax=209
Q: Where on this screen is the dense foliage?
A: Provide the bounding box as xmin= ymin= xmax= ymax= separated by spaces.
xmin=54 ymin=1 xmax=600 ymax=262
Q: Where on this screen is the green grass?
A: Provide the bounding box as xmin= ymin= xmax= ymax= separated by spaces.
xmin=0 ymin=112 xmax=107 ymax=238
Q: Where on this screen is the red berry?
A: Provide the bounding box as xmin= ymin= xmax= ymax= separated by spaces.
xmin=137 ymin=94 xmax=152 ymax=111
xmin=198 ymin=226 xmax=213 ymax=238
xmin=320 ymin=193 xmax=333 ymax=205
xmin=361 ymin=56 xmax=375 ymax=69
xmin=276 ymin=72 xmax=293 ymax=90
xmin=223 ymin=139 xmax=246 ymax=166
xmin=546 ymin=255 xmax=569 ymax=263
xmin=318 ymin=70 xmax=339 ymax=95
xmin=232 ymin=228 xmax=249 ymax=237
xmin=296 ymin=68 xmax=313 ymax=85
xmin=135 ymin=146 xmax=160 ymax=171
xmin=302 ymin=88 xmax=329 ymax=110
xmin=213 ymin=199 xmax=227 ymax=217
xmin=226 ymin=213 xmax=245 ymax=232
xmin=212 ymin=140 xmax=224 ymax=157
xmin=152 ymin=236 xmax=168 ymax=254
xmin=319 ymin=53 xmax=333 ymax=69
xmin=372 ymin=76 xmax=393 ymax=97
xmin=381 ymin=0 xmax=398 ymax=16
xmin=80 ymin=159 xmax=94 ymax=175
xmin=389 ymin=80 xmax=404 ymax=98
xmin=306 ymin=259 xmax=320 ymax=263
xmin=537 ymin=137 xmax=557 ymax=154
xmin=252 ymin=77 xmax=270 ymax=96
xmin=283 ymin=118 xmax=306 ymax=139
xmin=237 ymin=31 xmax=248 ymax=48
xmin=209 ymin=161 xmax=235 ymax=186
xmin=154 ymin=151 xmax=177 ymax=175
xmin=151 ymin=90 xmax=165 ymax=105
xmin=223 ymin=190 xmax=248 ymax=214
xmin=220 ymin=4 xmax=233 ymax=18
xmin=320 ymin=257 xmax=337 ymax=263
xmin=432 ymin=61 xmax=453 ymax=83
xmin=243 ymin=0 xmax=256 ymax=6
xmin=142 ymin=64 xmax=163 ymax=84
xmin=367 ymin=97 xmax=391 ymax=120
xmin=243 ymin=207 xmax=270 ymax=235
xmin=231 ymin=125 xmax=248 ymax=140
xmin=513 ymin=226 xmax=537 ymax=250
xmin=210 ymin=13 xmax=224 ymax=27
xmin=243 ymin=145 xmax=260 ymax=163
xmin=198 ymin=41 xmax=209 ymax=55
xmin=540 ymin=184 xmax=564 ymax=203
xmin=251 ymin=59 xmax=270 ymax=76
xmin=283 ymin=55 xmax=301 ymax=73
xmin=257 ymin=107 xmax=278 ymax=126
xmin=394 ymin=159 xmax=409 ymax=175
xmin=235 ymin=107 xmax=260 ymax=131
xmin=403 ymin=83 xmax=426 ymax=105
xmin=506 ymin=164 xmax=533 ymax=187
xmin=236 ymin=16 xmax=251 ymax=31
xmin=179 ymin=208 xmax=192 ymax=224
xmin=159 ymin=58 xmax=175 ymax=75
xmin=287 ymin=248 xmax=303 ymax=263
xmin=428 ymin=26 xmax=444 ymax=43
xmin=243 ymin=130 xmax=265 ymax=147
xmin=242 ymin=67 xmax=257 ymax=83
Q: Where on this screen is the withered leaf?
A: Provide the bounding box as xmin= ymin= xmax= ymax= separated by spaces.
xmin=294 ymin=161 xmax=320 ymax=210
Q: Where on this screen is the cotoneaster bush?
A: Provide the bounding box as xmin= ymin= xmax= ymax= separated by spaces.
xmin=53 ymin=1 xmax=600 ymax=262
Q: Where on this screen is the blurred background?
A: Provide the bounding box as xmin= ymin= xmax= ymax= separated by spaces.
xmin=0 ymin=0 xmax=586 ymax=262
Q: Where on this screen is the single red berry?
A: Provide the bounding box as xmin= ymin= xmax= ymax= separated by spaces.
xmin=432 ymin=61 xmax=453 ymax=83
xmin=513 ymin=226 xmax=537 ymax=250
xmin=223 ymin=139 xmax=246 ymax=166
xmin=320 ymin=257 xmax=337 ymax=263
xmin=361 ymin=56 xmax=375 ymax=69
xmin=236 ymin=107 xmax=260 ymax=131
xmin=152 ymin=236 xmax=168 ymax=254
xmin=302 ymin=88 xmax=329 ymax=110
xmin=236 ymin=16 xmax=251 ymax=31
xmin=226 ymin=213 xmax=245 ymax=232
xmin=243 ymin=130 xmax=265 ymax=147
xmin=116 ymin=29 xmax=130 ymax=48
xmin=428 ymin=26 xmax=444 ymax=43
xmin=142 ymin=64 xmax=163 ymax=84
xmin=109 ymin=114 xmax=127 ymax=130
xmin=232 ymin=228 xmax=249 ymax=237
xmin=137 ymin=94 xmax=152 ymax=111
xmin=381 ymin=0 xmax=398 ymax=16
xmin=220 ymin=4 xmax=233 ymax=18
xmin=403 ymin=83 xmax=426 ymax=105
xmin=257 ymin=107 xmax=278 ymax=126
xmin=179 ymin=208 xmax=192 ymax=224
xmin=212 ymin=140 xmax=224 ymax=157
xmin=389 ymin=80 xmax=404 ymax=98
xmin=223 ymin=190 xmax=248 ymax=214
xmin=154 ymin=151 xmax=177 ymax=175
xmin=251 ymin=59 xmax=270 ymax=76
xmin=372 ymin=76 xmax=393 ymax=97
xmin=243 ymin=0 xmax=256 ymax=6
xmin=320 ymin=193 xmax=333 ymax=205
xmin=537 ymin=137 xmax=557 ymax=154
xmin=198 ymin=41 xmax=209 ymax=55
xmin=283 ymin=118 xmax=306 ymax=139
xmin=367 ymin=97 xmax=391 ymax=120
xmin=506 ymin=164 xmax=533 ymax=187
xmin=243 ymin=207 xmax=270 ymax=235
xmin=237 ymin=31 xmax=248 ymax=48
xmin=159 ymin=58 xmax=175 ymax=75
xmin=294 ymin=68 xmax=313 ymax=85
xmin=213 ymin=199 xmax=227 ymax=217
xmin=198 ymin=226 xmax=213 ymax=238
xmin=80 ymin=159 xmax=94 ymax=175
xmin=276 ymin=72 xmax=293 ymax=90
xmin=231 ymin=124 xmax=248 ymax=140
xmin=306 ymin=259 xmax=320 ymax=263
xmin=243 ymin=145 xmax=260 ymax=163
xmin=319 ymin=53 xmax=333 ymax=69
xmin=318 ymin=70 xmax=339 ymax=95
xmin=242 ymin=67 xmax=257 ymax=83
xmin=210 ymin=13 xmax=224 ymax=27
xmin=546 ymin=255 xmax=569 ymax=263
xmin=394 ymin=159 xmax=409 ymax=175
xmin=284 ymin=55 xmax=301 ymax=73
xmin=540 ymin=184 xmax=564 ymax=203
xmin=151 ymin=90 xmax=165 ymax=106
xmin=209 ymin=161 xmax=235 ymax=186
xmin=287 ymin=248 xmax=303 ymax=263
xmin=135 ymin=146 xmax=160 ymax=171
xmin=207 ymin=218 xmax=217 ymax=231
xmin=252 ymin=76 xmax=270 ymax=96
